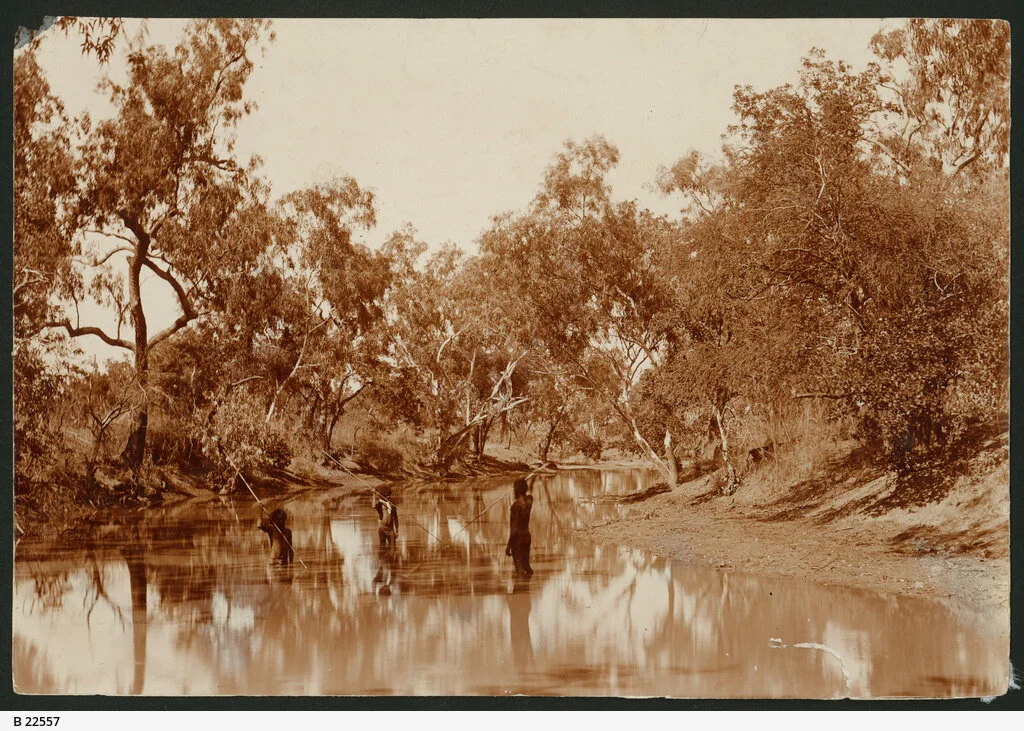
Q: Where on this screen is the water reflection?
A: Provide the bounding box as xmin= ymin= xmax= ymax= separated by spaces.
xmin=508 ymin=577 xmax=534 ymax=673
xmin=120 ymin=541 xmax=147 ymax=694
xmin=13 ymin=468 xmax=1008 ymax=697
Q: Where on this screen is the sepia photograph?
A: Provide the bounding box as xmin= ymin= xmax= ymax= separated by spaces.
xmin=11 ymin=16 xmax=1011 ymax=699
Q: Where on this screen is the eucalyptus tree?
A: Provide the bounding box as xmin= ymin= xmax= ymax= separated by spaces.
xmin=269 ymin=177 xmax=392 ymax=449
xmin=13 ymin=50 xmax=83 ymax=490
xmin=479 ymin=137 xmax=682 ymax=485
xmin=656 ymin=44 xmax=1008 ymax=474
xmin=13 ymin=50 xmax=78 ymax=335
xmin=870 ymin=19 xmax=1010 ymax=178
xmin=380 ymin=229 xmax=529 ymax=472
xmin=38 ymin=19 xmax=277 ymax=470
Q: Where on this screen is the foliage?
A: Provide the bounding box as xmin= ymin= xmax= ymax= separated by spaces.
xmin=479 ymin=136 xmax=682 ymax=483
xmin=39 ymin=19 xmax=277 ymax=469
xmin=200 ymin=389 xmax=294 ymax=485
xmin=25 ymin=17 xmax=128 ymax=64
xmin=14 ymin=17 xmax=1009 ymax=508
xmin=870 ymin=19 xmax=1010 ymax=177
xmin=565 ymin=432 xmax=604 ymax=462
xmin=353 ymin=434 xmax=406 ymax=474
xmin=13 ymin=340 xmax=80 ymax=493
xmin=644 ymin=40 xmax=1008 ymax=487
xmin=381 ymin=231 xmax=529 ymax=470
xmin=13 ymin=51 xmax=79 ymax=335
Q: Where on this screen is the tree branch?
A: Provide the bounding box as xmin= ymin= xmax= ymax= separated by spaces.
xmin=44 ymin=320 xmax=134 ymax=351
xmin=80 ymin=241 xmax=134 ymax=267
xmin=142 ymin=258 xmax=198 ymax=349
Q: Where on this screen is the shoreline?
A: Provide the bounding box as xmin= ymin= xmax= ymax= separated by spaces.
xmin=16 ymin=454 xmax=1008 ymax=629
xmin=573 ymin=476 xmax=1009 ymax=624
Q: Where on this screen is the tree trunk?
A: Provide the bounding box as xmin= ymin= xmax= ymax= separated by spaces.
xmin=626 ymin=413 xmax=675 ymax=487
xmin=713 ymin=406 xmax=738 ymax=495
xmin=473 ymin=419 xmax=491 ymax=461
xmin=471 ymin=424 xmax=481 ymax=460
xmin=664 ymin=429 xmax=679 ymax=488
xmin=539 ymin=426 xmax=554 ymax=463
xmin=538 ymin=405 xmax=568 ymax=463
xmin=123 ymin=252 xmax=148 ymax=471
xmin=324 ymin=383 xmax=367 ymax=451
xmin=324 ymin=404 xmax=342 ymax=451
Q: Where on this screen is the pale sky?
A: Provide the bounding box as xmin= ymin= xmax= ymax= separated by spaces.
xmin=26 ymin=18 xmax=887 ymax=362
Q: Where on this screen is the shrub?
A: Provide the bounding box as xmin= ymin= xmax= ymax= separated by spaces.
xmin=263 ymin=429 xmax=294 ymax=471
xmin=200 ymin=391 xmax=295 ymax=486
xmin=566 ymin=432 xmax=603 ymax=461
xmin=354 ymin=434 xmax=405 ymax=474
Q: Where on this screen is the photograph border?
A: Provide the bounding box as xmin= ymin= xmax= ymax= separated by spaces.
xmin=2 ymin=0 xmax=1021 ymax=711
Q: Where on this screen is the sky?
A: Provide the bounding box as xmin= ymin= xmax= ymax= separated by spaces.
xmin=26 ymin=18 xmax=888 ymax=362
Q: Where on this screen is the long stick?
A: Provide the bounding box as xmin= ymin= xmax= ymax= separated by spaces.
xmin=322 ymin=448 xmax=549 ymax=566
xmin=449 ymin=464 xmax=550 ymax=542
xmin=448 ymin=492 xmax=509 ymax=542
xmin=226 ymin=457 xmax=307 ymax=569
xmin=402 ymin=471 xmax=540 ymax=575
xmin=319 ymin=449 xmax=443 ymax=543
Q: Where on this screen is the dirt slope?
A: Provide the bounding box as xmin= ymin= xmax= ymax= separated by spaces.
xmin=577 ymin=430 xmax=1010 ymax=621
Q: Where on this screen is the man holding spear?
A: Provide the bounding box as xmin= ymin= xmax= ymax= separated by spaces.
xmin=373 ymin=485 xmax=400 ymax=550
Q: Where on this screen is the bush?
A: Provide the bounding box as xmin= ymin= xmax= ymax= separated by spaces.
xmin=200 ymin=392 xmax=294 ymax=485
xmin=566 ymin=432 xmax=603 ymax=461
xmin=354 ymin=434 xmax=405 ymax=474
xmin=14 ymin=343 xmax=72 ymax=495
xmin=263 ymin=429 xmax=294 ymax=470
xmin=605 ymin=436 xmax=643 ymax=457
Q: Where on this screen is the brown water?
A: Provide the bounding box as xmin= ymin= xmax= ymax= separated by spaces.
xmin=13 ymin=467 xmax=1008 ymax=697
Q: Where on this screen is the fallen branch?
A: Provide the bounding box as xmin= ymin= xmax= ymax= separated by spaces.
xmin=584 ymin=482 xmax=671 ymax=504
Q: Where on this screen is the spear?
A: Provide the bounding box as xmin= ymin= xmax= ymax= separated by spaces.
xmin=226 ymin=456 xmax=307 ymax=569
xmin=319 ymin=449 xmax=443 ymax=543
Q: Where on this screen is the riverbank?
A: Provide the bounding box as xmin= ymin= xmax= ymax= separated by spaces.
xmin=577 ymin=431 xmax=1010 ymax=622
xmin=12 ymin=450 xmax=553 ymax=541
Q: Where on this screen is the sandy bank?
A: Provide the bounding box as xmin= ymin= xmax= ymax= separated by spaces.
xmin=576 ymin=434 xmax=1009 ymax=623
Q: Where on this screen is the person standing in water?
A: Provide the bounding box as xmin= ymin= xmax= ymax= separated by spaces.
xmin=505 ymin=477 xmax=534 ymax=577
xmin=372 ymin=486 xmax=399 ymax=595
xmin=257 ymin=508 xmax=294 ymax=566
xmin=373 ymin=486 xmax=400 ymax=549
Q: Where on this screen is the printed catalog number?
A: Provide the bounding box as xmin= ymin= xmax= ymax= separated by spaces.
xmin=13 ymin=719 xmax=60 ymax=727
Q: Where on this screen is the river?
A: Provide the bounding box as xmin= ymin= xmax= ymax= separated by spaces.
xmin=13 ymin=467 xmax=1008 ymax=697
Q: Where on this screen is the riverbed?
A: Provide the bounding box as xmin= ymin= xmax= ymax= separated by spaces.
xmin=13 ymin=467 xmax=1008 ymax=697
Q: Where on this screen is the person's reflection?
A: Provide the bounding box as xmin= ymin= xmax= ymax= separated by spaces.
xmin=258 ymin=508 xmax=294 ymax=566
xmin=268 ymin=563 xmax=294 ymax=585
xmin=471 ymin=486 xmax=484 ymax=523
xmin=508 ymin=576 xmax=533 ymax=671
xmin=119 ymin=541 xmax=147 ymax=695
xmin=374 ymin=537 xmax=397 ymax=597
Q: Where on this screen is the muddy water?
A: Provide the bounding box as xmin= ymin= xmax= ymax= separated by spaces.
xmin=14 ymin=467 xmax=1007 ymax=697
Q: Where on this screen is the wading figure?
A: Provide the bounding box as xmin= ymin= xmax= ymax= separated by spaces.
xmin=373 ymin=487 xmax=400 ymax=549
xmin=505 ymin=478 xmax=534 ymax=577
xmin=372 ymin=487 xmax=400 ymax=595
xmin=258 ymin=508 xmax=294 ymax=566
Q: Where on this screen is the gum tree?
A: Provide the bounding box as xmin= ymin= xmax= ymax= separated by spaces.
xmin=480 ymin=137 xmax=682 ymax=485
xmin=41 ymin=19 xmax=276 ymax=469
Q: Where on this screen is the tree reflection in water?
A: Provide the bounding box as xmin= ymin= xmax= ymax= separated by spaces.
xmin=119 ymin=540 xmax=147 ymax=695
xmin=12 ymin=469 xmax=1010 ymax=697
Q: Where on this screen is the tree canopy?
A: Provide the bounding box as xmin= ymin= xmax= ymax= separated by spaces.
xmin=14 ymin=18 xmax=1009 ymax=498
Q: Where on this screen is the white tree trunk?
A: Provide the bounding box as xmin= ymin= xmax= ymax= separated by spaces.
xmin=713 ymin=406 xmax=738 ymax=495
